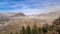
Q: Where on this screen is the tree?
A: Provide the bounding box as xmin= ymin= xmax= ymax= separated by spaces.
xmin=42 ymin=24 xmax=50 ymax=34
xmin=21 ymin=26 xmax=26 ymax=34
xmin=37 ymin=27 xmax=42 ymax=34
xmin=26 ymin=25 xmax=31 ymax=34
xmin=32 ymin=23 xmax=37 ymax=34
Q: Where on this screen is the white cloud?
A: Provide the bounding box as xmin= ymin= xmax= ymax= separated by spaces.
xmin=0 ymin=0 xmax=60 ymax=15
xmin=9 ymin=5 xmax=60 ymax=15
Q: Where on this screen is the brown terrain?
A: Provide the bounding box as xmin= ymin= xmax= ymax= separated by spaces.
xmin=0 ymin=11 xmax=60 ymax=34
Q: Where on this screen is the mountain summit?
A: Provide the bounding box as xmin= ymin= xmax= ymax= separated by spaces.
xmin=13 ymin=13 xmax=25 ymax=17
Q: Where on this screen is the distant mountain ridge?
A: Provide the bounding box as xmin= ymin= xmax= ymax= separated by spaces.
xmin=12 ymin=13 xmax=25 ymax=17
xmin=35 ymin=11 xmax=60 ymax=18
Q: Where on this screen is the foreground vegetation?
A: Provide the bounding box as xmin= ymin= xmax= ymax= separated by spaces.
xmin=10 ymin=17 xmax=60 ymax=34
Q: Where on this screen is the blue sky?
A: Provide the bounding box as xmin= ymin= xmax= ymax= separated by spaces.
xmin=0 ymin=0 xmax=60 ymax=15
